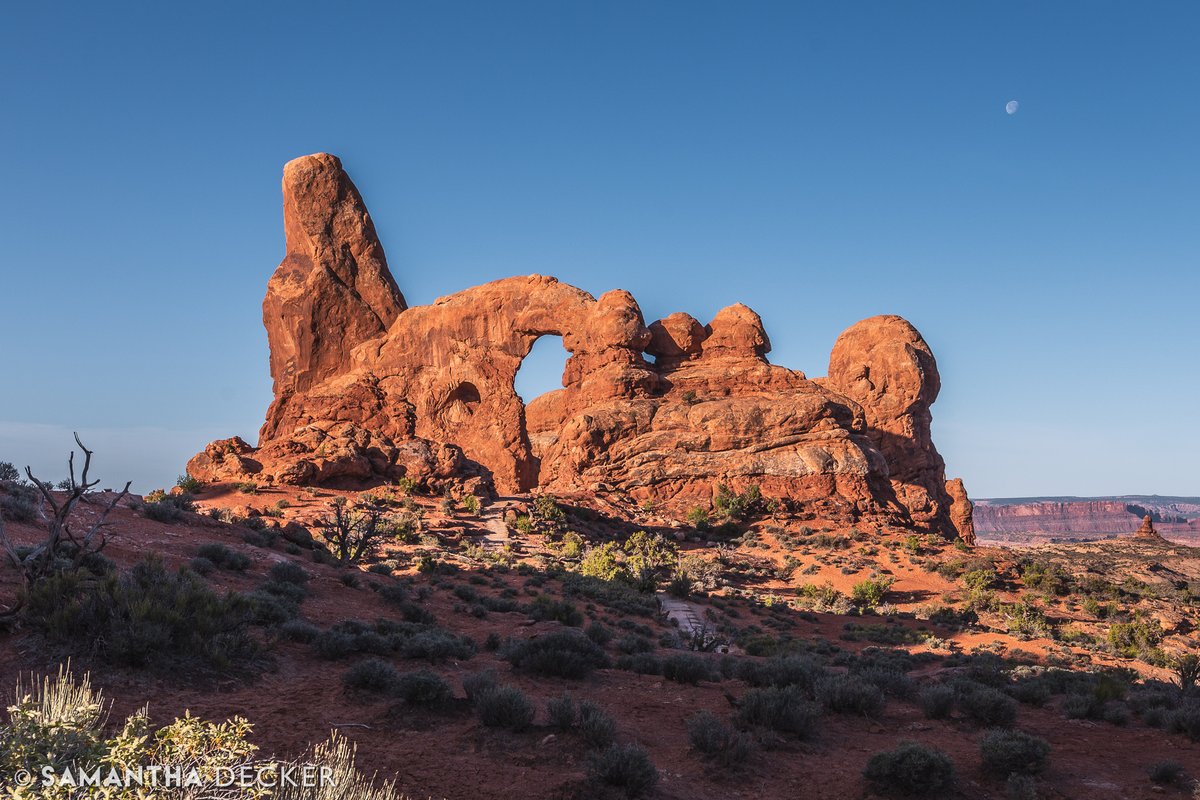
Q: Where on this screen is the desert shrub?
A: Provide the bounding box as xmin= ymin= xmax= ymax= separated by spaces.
xmin=735 ymin=655 xmax=827 ymax=691
xmin=143 ymin=496 xmax=190 ymax=522
xmin=313 ymin=630 xmax=364 ymax=660
xmin=736 ymin=685 xmax=820 ymax=738
xmin=343 ymin=659 xmax=401 ymax=693
xmin=175 ymin=473 xmax=203 ymax=492
xmin=919 ymin=685 xmax=956 ymax=719
xmin=260 ymin=578 xmax=308 ymax=604
xmin=1005 ymin=773 xmax=1039 ymax=800
xmin=279 ymin=619 xmax=320 ymax=643
xmin=578 ymin=700 xmax=617 ymax=748
xmin=585 ymin=621 xmax=613 ymax=645
xmin=855 ymin=665 xmax=916 ymax=698
xmin=0 ymin=461 xmax=20 ymax=482
xmin=662 ymin=654 xmax=712 ymax=685
xmin=958 ymin=686 xmax=1017 ymax=726
xmin=687 ymin=507 xmax=712 ymax=531
xmin=341 ymin=572 xmax=361 ymax=588
xmin=851 ymin=576 xmax=894 ymax=608
xmin=23 ymin=558 xmax=258 ymax=672
xmin=1101 ymin=701 xmax=1130 ymax=725
xmin=1164 ymin=703 xmax=1200 ymax=740
xmin=188 ymin=556 xmax=217 ymax=576
xmin=1063 ymin=691 xmax=1098 ymax=719
xmin=579 ymin=542 xmax=628 ymax=582
xmin=1008 ymin=676 xmax=1052 ymax=707
xmin=587 ymin=744 xmax=658 ymax=798
xmin=195 ymin=543 xmax=251 ymax=571
xmin=616 ymin=653 xmax=663 ymax=675
xmin=0 ymin=487 xmax=38 ymax=522
xmin=0 ymin=668 xmax=405 ymax=800
xmin=246 ymin=588 xmax=300 ymax=624
xmin=713 ymin=483 xmax=763 ymax=522
xmin=816 ymin=674 xmax=886 ymax=716
xmin=547 ymin=694 xmax=577 ymax=730
xmin=461 ymin=669 xmax=499 ymax=702
xmin=622 ymin=530 xmax=677 ymax=588
xmin=504 ymin=630 xmax=610 ymax=678
xmin=393 ymin=669 xmax=454 ymax=707
xmin=400 ymin=629 xmax=476 ymax=662
xmin=617 ymin=634 xmax=655 ymax=654
xmin=527 ymin=595 xmax=584 ymax=626
xmin=269 ymin=560 xmax=309 ymax=585
xmin=561 ymin=572 xmax=658 ymax=617
xmin=979 ymin=728 xmax=1050 ymax=775
xmin=686 ymin=711 xmax=753 ymax=767
xmin=1148 ymin=760 xmax=1186 ymax=786
xmin=1107 ymin=617 xmax=1164 ymax=661
xmin=863 ymin=741 xmax=955 ymax=797
xmin=474 ymin=685 xmax=535 ymax=731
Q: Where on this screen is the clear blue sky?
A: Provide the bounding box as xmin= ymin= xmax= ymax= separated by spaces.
xmin=1 ymin=2 xmax=1196 ymax=497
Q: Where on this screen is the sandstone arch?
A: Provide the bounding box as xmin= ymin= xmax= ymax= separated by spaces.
xmin=188 ymin=153 xmax=974 ymax=539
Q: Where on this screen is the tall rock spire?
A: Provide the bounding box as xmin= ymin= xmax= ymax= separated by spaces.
xmin=263 ymin=153 xmax=406 ymax=396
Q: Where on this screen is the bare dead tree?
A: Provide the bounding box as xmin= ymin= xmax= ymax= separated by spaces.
xmin=312 ymin=496 xmax=394 ymax=565
xmin=0 ymin=434 xmax=131 ymax=619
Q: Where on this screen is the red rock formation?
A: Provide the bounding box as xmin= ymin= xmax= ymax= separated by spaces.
xmin=1133 ymin=515 xmax=1161 ymax=540
xmin=263 ymin=153 xmax=406 ymax=399
xmin=945 ymin=478 xmax=976 ymax=546
xmin=189 ymin=153 xmax=971 ymax=537
xmin=823 ymin=315 xmax=954 ymax=532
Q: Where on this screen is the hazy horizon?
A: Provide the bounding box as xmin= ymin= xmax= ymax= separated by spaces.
xmin=1 ymin=2 xmax=1197 ymax=497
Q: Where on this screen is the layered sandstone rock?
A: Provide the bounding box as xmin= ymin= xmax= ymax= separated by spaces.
xmin=945 ymin=478 xmax=976 ymax=546
xmin=189 ymin=153 xmax=971 ymax=538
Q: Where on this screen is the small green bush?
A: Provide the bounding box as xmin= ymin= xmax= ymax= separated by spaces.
xmin=851 ymin=576 xmax=894 ymax=608
xmin=1148 ymin=760 xmax=1186 ymax=786
xmin=863 ymin=741 xmax=955 ymax=797
xmin=588 ymin=744 xmax=658 ymax=798
xmin=474 ymin=685 xmax=535 ymax=731
xmin=578 ymin=700 xmax=617 ymax=748
xmin=196 ymin=543 xmax=251 ymax=571
xmin=343 ymin=659 xmax=400 ymax=693
xmin=979 ymin=728 xmax=1050 ymax=775
xmin=736 ymin=685 xmax=820 ymax=738
xmin=958 ymin=686 xmax=1017 ymax=726
xmin=400 ymin=629 xmax=476 ymax=662
xmin=462 ymin=670 xmax=499 ymax=702
xmin=269 ymin=561 xmax=309 ymax=585
xmin=527 ymin=595 xmax=584 ymax=626
xmin=188 ymin=556 xmax=217 ymax=576
xmin=279 ymin=619 xmax=320 ymax=643
xmin=919 ymin=685 xmax=956 ymax=719
xmin=816 ymin=674 xmax=886 ymax=716
xmin=662 ymin=654 xmax=712 ymax=685
xmin=686 ymin=711 xmax=753 ymax=767
xmin=503 ymin=630 xmax=610 ymax=678
xmin=547 ymin=694 xmax=577 ymax=731
xmin=393 ymin=670 xmax=454 ymax=707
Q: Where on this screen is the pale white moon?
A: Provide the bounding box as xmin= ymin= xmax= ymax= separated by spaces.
xmin=1005 ymin=100 xmax=1020 ymax=115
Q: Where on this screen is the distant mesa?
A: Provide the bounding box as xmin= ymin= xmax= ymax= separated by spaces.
xmin=188 ymin=153 xmax=972 ymax=540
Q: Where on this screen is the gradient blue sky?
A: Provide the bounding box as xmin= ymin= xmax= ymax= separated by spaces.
xmin=1 ymin=2 xmax=1196 ymax=497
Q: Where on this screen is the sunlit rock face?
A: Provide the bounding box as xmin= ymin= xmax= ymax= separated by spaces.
xmin=189 ymin=153 xmax=970 ymax=538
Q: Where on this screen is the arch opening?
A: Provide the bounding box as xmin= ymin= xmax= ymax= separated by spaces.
xmin=514 ymin=335 xmax=570 ymax=490
xmin=514 ymin=335 xmax=569 ymax=405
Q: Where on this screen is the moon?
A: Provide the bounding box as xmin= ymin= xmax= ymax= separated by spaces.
xmin=1005 ymin=100 xmax=1020 ymax=115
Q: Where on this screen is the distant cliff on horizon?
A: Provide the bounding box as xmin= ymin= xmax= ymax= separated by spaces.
xmin=975 ymin=495 xmax=1200 ymax=544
